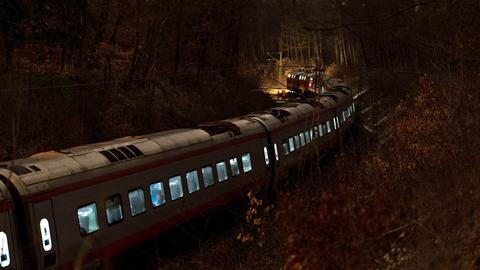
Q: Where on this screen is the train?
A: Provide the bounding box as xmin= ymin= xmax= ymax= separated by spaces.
xmin=286 ymin=71 xmax=350 ymax=97
xmin=0 ymin=79 xmax=355 ymax=269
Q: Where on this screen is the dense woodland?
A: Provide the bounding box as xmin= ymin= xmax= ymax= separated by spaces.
xmin=1 ymin=0 xmax=480 ymax=269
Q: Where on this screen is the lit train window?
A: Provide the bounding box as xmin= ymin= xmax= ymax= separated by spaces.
xmin=0 ymin=232 xmax=10 ymax=267
xmin=39 ymin=218 xmax=52 ymax=251
xmin=282 ymin=141 xmax=289 ymax=155
xmin=336 ymin=117 xmax=340 ymax=127
xmin=319 ymin=124 xmax=323 ymax=136
xmin=299 ymin=133 xmax=305 ymax=146
xmin=169 ymin=176 xmax=184 ymax=200
xmin=294 ymin=135 xmax=300 ymax=149
xmin=128 ymin=188 xmax=146 ymax=216
xmin=77 ymin=203 xmax=99 ymax=235
xmin=242 ymin=153 xmax=252 ymax=172
xmin=288 ymin=137 xmax=295 ymax=152
xmin=150 ymin=182 xmax=166 ymax=207
xmin=263 ymin=147 xmax=270 ymax=165
xmin=186 ymin=170 xmax=200 ymax=193
xmin=274 ymin=144 xmax=279 ymax=161
xmin=230 ymin=158 xmax=240 ymax=176
xmin=216 ymin=162 xmax=228 ymax=182
xmin=105 ymin=195 xmax=124 ymax=225
xmin=353 ymin=103 xmax=355 ymax=111
xmin=309 ymin=129 xmax=313 ymax=141
xmin=327 ymin=121 xmax=331 ymax=132
xmin=313 ymin=127 xmax=318 ymax=139
xmin=202 ymin=166 xmax=214 ymax=188
xmin=305 ymin=132 xmax=311 ymax=144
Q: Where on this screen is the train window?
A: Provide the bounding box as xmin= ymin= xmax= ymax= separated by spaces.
xmin=128 ymin=188 xmax=146 ymax=216
xmin=309 ymin=129 xmax=313 ymax=141
xmin=294 ymin=135 xmax=300 ymax=149
xmin=216 ymin=162 xmax=228 ymax=182
xmin=323 ymin=124 xmax=327 ymax=135
xmin=288 ymin=137 xmax=295 ymax=152
xmin=230 ymin=157 xmax=240 ymax=176
xmin=150 ymin=182 xmax=166 ymax=207
xmin=305 ymin=131 xmax=311 ymax=144
xmin=327 ymin=121 xmax=331 ymax=132
xmin=39 ymin=218 xmax=52 ymax=251
xmin=282 ymin=141 xmax=289 ymax=155
xmin=274 ymin=144 xmax=279 ymax=160
xmin=105 ymin=195 xmax=124 ymax=225
xmin=77 ymin=203 xmax=99 ymax=235
xmin=299 ymin=133 xmax=306 ymax=146
xmin=186 ymin=170 xmax=200 ymax=193
xmin=169 ymin=176 xmax=184 ymax=200
xmin=202 ymin=166 xmax=214 ymax=187
xmin=319 ymin=124 xmax=323 ymax=136
xmin=353 ymin=103 xmax=356 ymax=112
xmin=263 ymin=147 xmax=270 ymax=165
xmin=0 ymin=232 xmax=10 ymax=267
xmin=336 ymin=117 xmax=340 ymax=127
xmin=313 ymin=127 xmax=319 ymax=139
xmin=242 ymin=153 xmax=252 ymax=172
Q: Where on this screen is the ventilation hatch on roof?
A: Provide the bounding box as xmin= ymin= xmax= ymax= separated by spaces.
xmin=199 ymin=122 xmax=241 ymax=136
xmin=99 ymin=145 xmax=144 ymax=163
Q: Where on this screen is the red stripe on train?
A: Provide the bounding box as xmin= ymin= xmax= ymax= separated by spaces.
xmin=26 ymin=133 xmax=265 ymax=202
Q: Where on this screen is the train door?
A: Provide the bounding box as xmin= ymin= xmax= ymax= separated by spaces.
xmin=0 ymin=204 xmax=18 ymax=269
xmin=33 ymin=200 xmax=58 ymax=269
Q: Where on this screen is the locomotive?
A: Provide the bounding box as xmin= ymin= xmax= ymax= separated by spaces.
xmin=0 ymin=79 xmax=355 ymax=269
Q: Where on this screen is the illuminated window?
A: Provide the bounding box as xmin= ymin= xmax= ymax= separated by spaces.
xmin=309 ymin=129 xmax=313 ymax=140
xmin=230 ymin=157 xmax=240 ymax=176
xmin=242 ymin=153 xmax=252 ymax=172
xmin=150 ymin=182 xmax=166 ymax=207
xmin=283 ymin=141 xmax=289 ymax=155
xmin=186 ymin=170 xmax=200 ymax=193
xmin=169 ymin=176 xmax=184 ymax=200
xmin=128 ymin=188 xmax=146 ymax=216
xmin=39 ymin=218 xmax=52 ymax=251
xmin=353 ymin=103 xmax=355 ymax=111
xmin=274 ymin=144 xmax=279 ymax=160
xmin=216 ymin=161 xmax=228 ymax=182
xmin=289 ymin=137 xmax=295 ymax=152
xmin=0 ymin=232 xmax=10 ymax=267
xmin=105 ymin=195 xmax=123 ymax=225
xmin=77 ymin=203 xmax=99 ymax=235
xmin=313 ymin=126 xmax=319 ymax=139
xmin=202 ymin=166 xmax=214 ymax=187
xmin=327 ymin=121 xmax=331 ymax=132
xmin=319 ymin=124 xmax=323 ymax=136
xmin=294 ymin=135 xmax=300 ymax=149
xmin=263 ymin=147 xmax=270 ymax=165
xmin=305 ymin=131 xmax=311 ymax=144
xmin=299 ymin=133 xmax=306 ymax=146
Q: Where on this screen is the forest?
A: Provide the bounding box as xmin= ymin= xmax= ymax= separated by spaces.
xmin=1 ymin=0 xmax=480 ymax=269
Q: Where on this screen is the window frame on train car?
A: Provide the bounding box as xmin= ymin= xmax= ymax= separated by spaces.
xmin=0 ymin=231 xmax=10 ymax=267
xmin=309 ymin=129 xmax=313 ymax=141
xmin=186 ymin=170 xmax=201 ymax=193
xmin=201 ymin=165 xmax=214 ymax=188
xmin=149 ymin=181 xmax=166 ymax=208
xmin=327 ymin=121 xmax=331 ymax=132
xmin=299 ymin=133 xmax=306 ymax=147
xmin=128 ymin=188 xmax=147 ymax=217
xmin=282 ymin=140 xmax=289 ymax=155
xmin=168 ymin=175 xmax=184 ymax=200
xmin=313 ymin=126 xmax=319 ymax=139
xmin=263 ymin=146 xmax=270 ymax=165
xmin=274 ymin=144 xmax=279 ymax=160
xmin=288 ymin=137 xmax=295 ymax=152
xmin=39 ymin=218 xmax=53 ymax=252
xmin=77 ymin=202 xmax=100 ymax=236
xmin=294 ymin=135 xmax=300 ymax=149
xmin=229 ymin=157 xmax=240 ymax=176
xmin=305 ymin=131 xmax=311 ymax=144
xmin=319 ymin=124 xmax=323 ymax=137
xmin=241 ymin=153 xmax=253 ymax=172
xmin=104 ymin=194 xmax=124 ymax=226
xmin=216 ymin=161 xmax=229 ymax=182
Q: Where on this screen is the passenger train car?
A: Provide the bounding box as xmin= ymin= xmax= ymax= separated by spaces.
xmin=0 ymin=79 xmax=355 ymax=269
